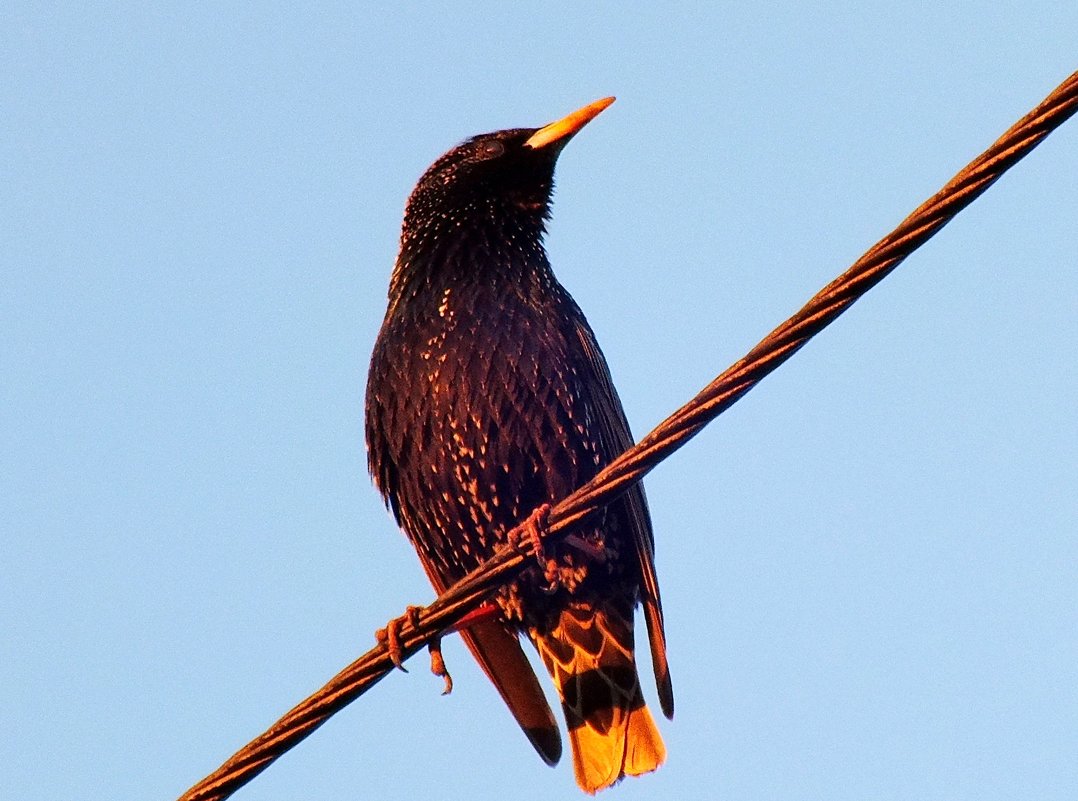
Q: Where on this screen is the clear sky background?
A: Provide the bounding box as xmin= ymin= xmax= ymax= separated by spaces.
xmin=3 ymin=4 xmax=1076 ymax=800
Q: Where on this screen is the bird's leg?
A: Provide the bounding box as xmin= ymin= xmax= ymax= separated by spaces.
xmin=564 ymin=533 xmax=606 ymax=562
xmin=376 ymin=604 xmax=423 ymax=671
xmin=428 ymin=637 xmax=453 ymax=695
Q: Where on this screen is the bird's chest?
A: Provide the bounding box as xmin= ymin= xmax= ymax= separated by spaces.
xmin=405 ymin=288 xmax=564 ymax=416
xmin=370 ymin=285 xmax=601 ymax=572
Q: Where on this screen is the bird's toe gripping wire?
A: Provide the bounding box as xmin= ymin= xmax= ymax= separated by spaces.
xmin=375 ymin=605 xmax=423 ymax=671
xmin=513 ymin=502 xmax=608 ymax=593
xmin=515 ymin=503 xmax=560 ymax=591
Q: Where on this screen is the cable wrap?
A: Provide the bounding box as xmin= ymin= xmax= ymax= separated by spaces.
xmin=178 ymin=69 xmax=1078 ymax=801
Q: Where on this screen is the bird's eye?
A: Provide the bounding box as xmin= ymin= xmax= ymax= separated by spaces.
xmin=476 ymin=140 xmax=504 ymax=160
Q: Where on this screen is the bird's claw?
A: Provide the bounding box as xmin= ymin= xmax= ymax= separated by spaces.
xmin=429 ymin=638 xmax=453 ymax=695
xmin=376 ymin=605 xmax=423 ymax=671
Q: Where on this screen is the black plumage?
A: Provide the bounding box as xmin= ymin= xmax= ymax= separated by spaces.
xmin=365 ymin=98 xmax=672 ymax=793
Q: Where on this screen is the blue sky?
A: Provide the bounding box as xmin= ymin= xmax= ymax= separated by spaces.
xmin=3 ymin=4 xmax=1076 ymax=800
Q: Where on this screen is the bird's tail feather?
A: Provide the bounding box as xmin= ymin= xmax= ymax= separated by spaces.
xmin=532 ymin=600 xmax=666 ymax=793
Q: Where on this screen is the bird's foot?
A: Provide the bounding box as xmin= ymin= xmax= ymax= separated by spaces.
xmin=516 ymin=503 xmax=560 ymax=591
xmin=376 ymin=604 xmax=423 ymax=671
xmin=428 ymin=637 xmax=453 ymax=695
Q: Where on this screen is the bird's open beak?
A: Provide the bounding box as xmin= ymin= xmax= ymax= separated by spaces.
xmin=524 ymin=96 xmax=616 ymax=150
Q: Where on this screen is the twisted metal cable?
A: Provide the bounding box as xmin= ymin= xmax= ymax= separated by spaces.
xmin=178 ymin=69 xmax=1078 ymax=801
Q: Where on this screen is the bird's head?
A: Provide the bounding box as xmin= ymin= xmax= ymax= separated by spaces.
xmin=397 ymin=98 xmax=615 ymax=267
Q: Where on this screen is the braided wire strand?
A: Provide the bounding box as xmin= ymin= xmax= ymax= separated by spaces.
xmin=177 ymin=70 xmax=1078 ymax=801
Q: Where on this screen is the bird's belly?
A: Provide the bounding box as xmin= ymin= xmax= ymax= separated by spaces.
xmin=372 ymin=307 xmax=611 ymax=620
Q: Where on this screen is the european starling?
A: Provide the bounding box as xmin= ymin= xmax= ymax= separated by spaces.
xmin=366 ymin=97 xmax=673 ymax=793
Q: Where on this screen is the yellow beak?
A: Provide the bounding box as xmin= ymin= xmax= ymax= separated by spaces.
xmin=524 ymin=96 xmax=616 ymax=150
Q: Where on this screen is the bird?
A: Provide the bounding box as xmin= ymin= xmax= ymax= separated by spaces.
xmin=365 ymin=97 xmax=672 ymax=793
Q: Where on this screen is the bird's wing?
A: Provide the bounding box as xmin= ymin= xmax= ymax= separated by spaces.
xmin=366 ymin=408 xmax=562 ymax=763
xmin=571 ymin=317 xmax=674 ymax=719
xmin=417 ymin=561 xmax=563 ymax=765
xmin=458 ymin=620 xmax=563 ymax=765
